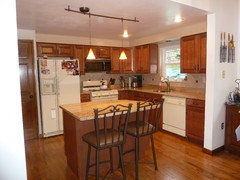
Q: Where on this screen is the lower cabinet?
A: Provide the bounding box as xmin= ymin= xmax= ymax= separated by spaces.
xmin=81 ymin=93 xmax=90 ymax=102
xmin=186 ymin=99 xmax=205 ymax=145
xmin=225 ymin=104 xmax=240 ymax=155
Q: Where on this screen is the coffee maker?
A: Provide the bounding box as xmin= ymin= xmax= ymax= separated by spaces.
xmin=133 ymin=75 xmax=142 ymax=87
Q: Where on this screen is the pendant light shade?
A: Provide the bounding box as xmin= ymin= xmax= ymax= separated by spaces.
xmin=87 ymin=48 xmax=96 ymax=60
xmin=86 ymin=14 xmax=96 ymax=60
xmin=119 ymin=50 xmax=127 ymax=60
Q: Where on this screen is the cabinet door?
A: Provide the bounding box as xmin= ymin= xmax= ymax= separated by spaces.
xmin=98 ymin=47 xmax=110 ymax=58
xmin=81 ymin=94 xmax=90 ymax=102
xmin=57 ymin=44 xmax=73 ymax=57
xmin=231 ymin=113 xmax=240 ymax=147
xmin=37 ymin=43 xmax=57 ymax=57
xmin=141 ymin=45 xmax=150 ymax=73
xmin=111 ymin=47 xmax=121 ymax=73
xmin=180 ymin=36 xmax=197 ymax=73
xmin=118 ymin=91 xmax=128 ymax=100
xmin=74 ymin=46 xmax=85 ymax=75
xmin=198 ymin=33 xmax=207 ymax=73
xmin=186 ymin=106 xmax=204 ymax=144
xmin=121 ymin=48 xmax=134 ymax=74
xmin=84 ymin=46 xmax=98 ymax=59
xmin=135 ymin=46 xmax=142 ymax=73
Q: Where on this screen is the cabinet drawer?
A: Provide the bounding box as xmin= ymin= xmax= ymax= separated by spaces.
xmin=81 ymin=94 xmax=90 ymax=102
xmin=186 ymin=99 xmax=205 ymax=108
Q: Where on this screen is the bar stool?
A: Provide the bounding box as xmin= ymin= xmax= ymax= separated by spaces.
xmin=123 ymin=99 xmax=164 ymax=180
xmin=82 ymin=103 xmax=132 ymax=180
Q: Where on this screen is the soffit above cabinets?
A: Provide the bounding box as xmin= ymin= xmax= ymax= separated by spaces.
xmin=16 ymin=0 xmax=208 ymax=40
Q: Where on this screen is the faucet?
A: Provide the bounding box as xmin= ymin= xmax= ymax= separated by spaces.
xmin=161 ymin=77 xmax=171 ymax=92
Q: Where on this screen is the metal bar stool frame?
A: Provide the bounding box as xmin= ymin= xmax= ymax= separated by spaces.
xmin=83 ymin=103 xmax=133 ymax=180
xmin=122 ymin=99 xmax=164 ymax=180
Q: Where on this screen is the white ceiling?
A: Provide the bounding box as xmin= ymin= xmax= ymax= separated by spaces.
xmin=16 ymin=0 xmax=208 ymax=40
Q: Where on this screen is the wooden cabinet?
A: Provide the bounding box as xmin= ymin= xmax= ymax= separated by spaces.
xmin=111 ymin=47 xmax=134 ymax=74
xmin=111 ymin=47 xmax=121 ymax=73
xmin=81 ymin=93 xmax=90 ymax=102
xmin=225 ymin=104 xmax=240 ymax=155
xmin=74 ymin=46 xmax=85 ymax=75
xmin=37 ymin=43 xmax=73 ymax=57
xmin=57 ymin=44 xmax=74 ymax=57
xmin=98 ymin=47 xmax=110 ymax=58
xmin=135 ymin=44 xmax=158 ymax=74
xmin=118 ymin=90 xmax=129 ymax=100
xmin=37 ymin=43 xmax=57 ymax=57
xmin=118 ymin=90 xmax=162 ymax=101
xmin=186 ymin=99 xmax=205 ymax=145
xmin=180 ymin=32 xmax=206 ymax=73
xmin=84 ymin=46 xmax=110 ymax=59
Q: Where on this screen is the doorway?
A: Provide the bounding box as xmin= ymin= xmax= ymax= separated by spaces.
xmin=18 ymin=40 xmax=39 ymax=140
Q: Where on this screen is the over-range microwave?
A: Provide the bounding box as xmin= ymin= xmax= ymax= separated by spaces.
xmin=85 ymin=59 xmax=111 ymax=72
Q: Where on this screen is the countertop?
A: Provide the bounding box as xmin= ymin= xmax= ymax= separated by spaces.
xmin=114 ymin=85 xmax=205 ymax=100
xmin=81 ymin=85 xmax=205 ymax=101
xmin=60 ymin=100 xmax=139 ymax=121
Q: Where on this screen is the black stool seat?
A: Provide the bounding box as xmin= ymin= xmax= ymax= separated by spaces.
xmin=83 ymin=129 xmax=123 ymax=149
xmin=126 ymin=121 xmax=156 ymax=136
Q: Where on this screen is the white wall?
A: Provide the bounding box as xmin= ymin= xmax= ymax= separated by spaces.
xmin=130 ymin=21 xmax=207 ymax=46
xmin=0 ymin=0 xmax=27 ymax=179
xmin=36 ymin=33 xmax=130 ymax=47
xmin=18 ymin=29 xmax=43 ymax=135
xmin=172 ymin=0 xmax=239 ymax=150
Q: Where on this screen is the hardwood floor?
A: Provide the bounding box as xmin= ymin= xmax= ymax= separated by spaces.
xmin=25 ymin=131 xmax=240 ymax=180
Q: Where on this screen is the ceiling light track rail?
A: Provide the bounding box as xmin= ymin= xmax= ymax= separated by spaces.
xmin=65 ymin=5 xmax=139 ymax=23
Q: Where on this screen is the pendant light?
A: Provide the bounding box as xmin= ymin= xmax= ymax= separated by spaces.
xmin=87 ymin=14 xmax=96 ymax=60
xmin=119 ymin=19 xmax=127 ymax=60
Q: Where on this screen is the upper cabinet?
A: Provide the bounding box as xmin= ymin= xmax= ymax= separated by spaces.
xmin=135 ymin=44 xmax=158 ymax=74
xmin=110 ymin=47 xmax=134 ymax=74
xmin=84 ymin=46 xmax=110 ymax=59
xmin=74 ymin=45 xmax=85 ymax=75
xmin=180 ymin=32 xmax=206 ymax=73
xmin=37 ymin=43 xmax=73 ymax=57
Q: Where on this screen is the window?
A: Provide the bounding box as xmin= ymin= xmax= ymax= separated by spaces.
xmin=160 ymin=43 xmax=186 ymax=81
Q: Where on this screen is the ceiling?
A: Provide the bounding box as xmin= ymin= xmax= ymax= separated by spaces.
xmin=16 ymin=0 xmax=208 ymax=40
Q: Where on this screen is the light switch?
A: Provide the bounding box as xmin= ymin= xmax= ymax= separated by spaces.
xmin=222 ymin=70 xmax=226 ymax=79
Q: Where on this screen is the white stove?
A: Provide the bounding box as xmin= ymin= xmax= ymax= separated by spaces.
xmin=82 ymin=80 xmax=118 ymax=102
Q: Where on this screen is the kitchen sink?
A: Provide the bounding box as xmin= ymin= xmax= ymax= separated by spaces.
xmin=153 ymin=90 xmax=171 ymax=93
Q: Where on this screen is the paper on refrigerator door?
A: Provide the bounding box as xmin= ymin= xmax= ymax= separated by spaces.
xmin=235 ymin=125 xmax=240 ymax=141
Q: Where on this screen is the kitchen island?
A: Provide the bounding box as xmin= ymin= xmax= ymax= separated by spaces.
xmin=60 ymin=100 xmax=150 ymax=180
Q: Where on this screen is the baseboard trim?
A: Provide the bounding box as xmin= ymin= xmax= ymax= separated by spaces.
xmin=202 ymin=146 xmax=224 ymax=155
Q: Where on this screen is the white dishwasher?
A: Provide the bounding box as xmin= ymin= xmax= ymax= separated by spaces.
xmin=162 ymin=96 xmax=186 ymax=137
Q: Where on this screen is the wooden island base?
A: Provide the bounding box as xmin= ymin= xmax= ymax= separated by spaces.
xmin=63 ymin=110 xmax=150 ymax=180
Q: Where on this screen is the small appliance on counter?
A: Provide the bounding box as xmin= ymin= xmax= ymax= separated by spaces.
xmin=228 ymin=79 xmax=240 ymax=104
xmin=131 ymin=75 xmax=142 ymax=88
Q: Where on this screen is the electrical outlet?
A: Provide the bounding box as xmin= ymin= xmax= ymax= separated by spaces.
xmin=221 ymin=123 xmax=224 ymax=130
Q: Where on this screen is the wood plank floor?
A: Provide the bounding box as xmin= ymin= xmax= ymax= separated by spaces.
xmin=25 ymin=131 xmax=240 ymax=180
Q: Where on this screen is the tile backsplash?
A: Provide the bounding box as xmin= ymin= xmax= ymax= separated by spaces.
xmin=142 ymin=73 xmax=206 ymax=89
xmin=80 ymin=72 xmax=206 ymax=89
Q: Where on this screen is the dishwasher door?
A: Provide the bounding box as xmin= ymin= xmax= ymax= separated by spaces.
xmin=162 ymin=96 xmax=186 ymax=137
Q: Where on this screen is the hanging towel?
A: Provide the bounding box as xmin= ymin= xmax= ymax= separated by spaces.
xmin=235 ymin=125 xmax=240 ymax=141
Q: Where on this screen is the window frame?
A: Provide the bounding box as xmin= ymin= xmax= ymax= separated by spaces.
xmin=159 ymin=42 xmax=186 ymax=82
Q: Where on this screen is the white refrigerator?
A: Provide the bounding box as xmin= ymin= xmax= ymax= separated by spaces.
xmin=38 ymin=58 xmax=80 ymax=137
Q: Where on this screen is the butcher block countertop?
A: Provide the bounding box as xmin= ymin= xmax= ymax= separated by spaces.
xmin=60 ymin=100 xmax=139 ymax=121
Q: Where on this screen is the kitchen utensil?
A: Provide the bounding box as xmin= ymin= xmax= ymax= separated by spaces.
xmin=228 ymin=33 xmax=232 ymax=63
xmin=231 ymin=34 xmax=235 ymax=63
xmin=220 ymin=32 xmax=223 ymax=63
xmin=222 ymin=32 xmax=227 ymax=62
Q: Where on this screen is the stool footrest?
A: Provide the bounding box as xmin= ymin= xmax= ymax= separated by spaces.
xmin=89 ymin=160 xmax=111 ymax=168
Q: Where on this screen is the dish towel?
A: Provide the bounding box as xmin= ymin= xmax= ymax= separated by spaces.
xmin=235 ymin=125 xmax=240 ymax=141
